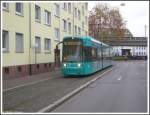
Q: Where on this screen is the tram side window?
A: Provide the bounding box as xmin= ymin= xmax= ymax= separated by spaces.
xmin=83 ymin=46 xmax=98 ymax=61
xmin=83 ymin=46 xmax=92 ymax=61
xmin=91 ymin=47 xmax=97 ymax=61
xmin=103 ymin=48 xmax=107 ymax=59
xmin=107 ymin=47 xmax=110 ymax=60
xmin=97 ymin=48 xmax=101 ymax=60
xmin=103 ymin=47 xmax=109 ymax=60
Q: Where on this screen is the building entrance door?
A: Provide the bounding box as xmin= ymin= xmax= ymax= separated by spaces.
xmin=121 ymin=49 xmax=131 ymax=56
xmin=54 ymin=49 xmax=60 ymax=69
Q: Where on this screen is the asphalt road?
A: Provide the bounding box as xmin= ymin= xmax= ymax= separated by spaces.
xmin=53 ymin=61 xmax=147 ymax=113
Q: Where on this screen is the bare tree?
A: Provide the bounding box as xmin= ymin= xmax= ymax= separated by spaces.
xmin=89 ymin=3 xmax=126 ymax=41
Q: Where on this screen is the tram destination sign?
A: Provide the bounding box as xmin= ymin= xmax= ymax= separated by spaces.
xmin=64 ymin=41 xmax=81 ymax=45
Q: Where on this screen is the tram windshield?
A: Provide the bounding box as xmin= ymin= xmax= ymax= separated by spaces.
xmin=63 ymin=38 xmax=82 ymax=62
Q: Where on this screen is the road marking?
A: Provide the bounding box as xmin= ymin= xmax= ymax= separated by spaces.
xmin=117 ymin=76 xmax=122 ymax=80
xmin=3 ymin=77 xmax=52 ymax=92
xmin=38 ymin=67 xmax=114 ymax=112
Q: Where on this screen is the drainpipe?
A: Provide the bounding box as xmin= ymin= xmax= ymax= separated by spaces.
xmin=29 ymin=3 xmax=32 ymax=75
xmin=72 ymin=3 xmax=74 ymax=39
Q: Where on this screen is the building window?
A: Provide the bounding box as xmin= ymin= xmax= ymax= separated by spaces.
xmin=62 ymin=3 xmax=67 ymax=10
xmin=45 ymin=38 xmax=51 ymax=52
xmin=45 ymin=10 xmax=51 ymax=25
xmin=78 ymin=27 xmax=81 ymax=35
xmin=68 ymin=22 xmax=71 ymax=34
xmin=68 ymin=3 xmax=71 ymax=13
xmin=35 ymin=5 xmax=41 ymax=22
xmin=3 ymin=3 xmax=9 ymax=11
xmin=55 ymin=4 xmax=60 ymax=17
xmin=74 ymin=8 xmax=77 ymax=17
xmin=16 ymin=33 xmax=24 ymax=53
xmin=62 ymin=19 xmax=67 ymax=31
xmin=82 ymin=5 xmax=84 ymax=15
xmin=3 ymin=30 xmax=9 ymax=52
xmin=55 ymin=28 xmax=60 ymax=41
xmin=16 ymin=3 xmax=23 ymax=16
xmin=35 ymin=36 xmax=41 ymax=53
xmin=78 ymin=10 xmax=81 ymax=20
xmin=75 ymin=25 xmax=77 ymax=35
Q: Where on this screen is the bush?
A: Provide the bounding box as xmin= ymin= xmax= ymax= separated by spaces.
xmin=112 ymin=56 xmax=128 ymax=61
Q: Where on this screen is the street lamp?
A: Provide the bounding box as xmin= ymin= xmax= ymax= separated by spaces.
xmin=120 ymin=2 xmax=126 ymax=24
xmin=120 ymin=3 xmax=126 ymax=51
xmin=144 ymin=24 xmax=147 ymax=37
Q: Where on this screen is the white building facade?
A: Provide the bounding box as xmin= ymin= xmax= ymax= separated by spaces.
xmin=103 ymin=37 xmax=147 ymax=59
xmin=113 ymin=46 xmax=147 ymax=56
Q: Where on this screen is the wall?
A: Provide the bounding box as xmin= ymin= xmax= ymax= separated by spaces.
xmin=2 ymin=2 xmax=89 ymax=78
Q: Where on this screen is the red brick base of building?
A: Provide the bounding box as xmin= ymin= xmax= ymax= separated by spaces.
xmin=2 ymin=62 xmax=57 ymax=79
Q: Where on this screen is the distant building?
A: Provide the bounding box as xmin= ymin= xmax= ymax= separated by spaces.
xmin=2 ymin=2 xmax=88 ymax=78
xmin=104 ymin=37 xmax=147 ymax=59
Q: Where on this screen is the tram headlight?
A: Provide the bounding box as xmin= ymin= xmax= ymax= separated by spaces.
xmin=63 ymin=63 xmax=66 ymax=67
xmin=77 ymin=63 xmax=81 ymax=67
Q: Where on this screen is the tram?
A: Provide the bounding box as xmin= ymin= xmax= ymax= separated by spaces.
xmin=61 ymin=36 xmax=112 ymax=76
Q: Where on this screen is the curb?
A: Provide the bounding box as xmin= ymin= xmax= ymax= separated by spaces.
xmin=3 ymin=77 xmax=52 ymax=92
xmin=3 ymin=71 xmax=61 ymax=92
xmin=38 ymin=67 xmax=114 ymax=113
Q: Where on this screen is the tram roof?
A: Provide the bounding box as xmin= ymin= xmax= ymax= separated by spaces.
xmin=63 ymin=36 xmax=109 ymax=46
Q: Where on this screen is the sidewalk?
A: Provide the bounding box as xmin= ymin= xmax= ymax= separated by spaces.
xmin=3 ymin=67 xmax=114 ymax=112
xmin=3 ymin=69 xmax=62 ymax=90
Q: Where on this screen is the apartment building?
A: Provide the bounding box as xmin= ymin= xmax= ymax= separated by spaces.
xmin=2 ymin=2 xmax=88 ymax=78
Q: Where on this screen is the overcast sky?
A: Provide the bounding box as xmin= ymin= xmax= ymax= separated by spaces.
xmin=88 ymin=1 xmax=149 ymax=38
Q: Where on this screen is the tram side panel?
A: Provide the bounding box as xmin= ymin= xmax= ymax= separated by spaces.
xmin=102 ymin=46 xmax=111 ymax=68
